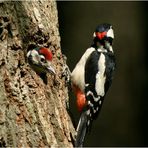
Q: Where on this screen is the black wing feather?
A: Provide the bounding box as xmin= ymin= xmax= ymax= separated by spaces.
xmin=75 ymin=50 xmax=116 ymax=147
xmin=104 ymin=52 xmax=116 ymax=93
xmin=85 ymin=50 xmax=100 ymax=98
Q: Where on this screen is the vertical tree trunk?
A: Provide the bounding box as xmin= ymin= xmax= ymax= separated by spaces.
xmin=0 ymin=1 xmax=75 ymax=147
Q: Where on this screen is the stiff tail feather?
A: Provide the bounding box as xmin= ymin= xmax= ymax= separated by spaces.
xmin=75 ymin=111 xmax=88 ymax=147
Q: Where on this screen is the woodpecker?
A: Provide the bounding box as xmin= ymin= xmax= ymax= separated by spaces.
xmin=27 ymin=46 xmax=55 ymax=75
xmin=71 ymin=23 xmax=116 ymax=147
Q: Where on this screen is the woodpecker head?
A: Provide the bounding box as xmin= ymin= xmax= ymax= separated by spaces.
xmin=93 ymin=23 xmax=114 ymax=46
xmin=27 ymin=47 xmax=55 ymax=75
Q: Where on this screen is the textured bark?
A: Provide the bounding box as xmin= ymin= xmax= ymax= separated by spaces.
xmin=0 ymin=1 xmax=75 ymax=147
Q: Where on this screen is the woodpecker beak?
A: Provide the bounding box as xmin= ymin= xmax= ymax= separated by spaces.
xmin=96 ymin=32 xmax=107 ymax=40
xmin=47 ymin=65 xmax=55 ymax=75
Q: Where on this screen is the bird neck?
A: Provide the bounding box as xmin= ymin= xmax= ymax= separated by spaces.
xmin=104 ymin=41 xmax=113 ymax=53
xmin=92 ymin=41 xmax=113 ymax=53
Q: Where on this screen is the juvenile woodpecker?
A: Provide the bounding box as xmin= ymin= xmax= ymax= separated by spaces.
xmin=27 ymin=47 xmax=55 ymax=75
xmin=71 ymin=23 xmax=116 ymax=147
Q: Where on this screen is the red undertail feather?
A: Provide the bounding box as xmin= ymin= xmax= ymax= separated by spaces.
xmin=73 ymin=85 xmax=86 ymax=112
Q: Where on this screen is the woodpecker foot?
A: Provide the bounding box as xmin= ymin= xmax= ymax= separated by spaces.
xmin=61 ymin=54 xmax=71 ymax=87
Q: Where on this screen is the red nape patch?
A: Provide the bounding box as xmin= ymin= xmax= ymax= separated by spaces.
xmin=96 ymin=31 xmax=107 ymax=40
xmin=39 ymin=47 xmax=53 ymax=61
xmin=73 ymin=85 xmax=86 ymax=112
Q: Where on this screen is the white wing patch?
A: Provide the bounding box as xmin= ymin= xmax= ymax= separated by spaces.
xmin=95 ymin=53 xmax=106 ymax=97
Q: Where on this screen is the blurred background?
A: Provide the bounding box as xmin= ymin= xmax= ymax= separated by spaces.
xmin=57 ymin=2 xmax=148 ymax=146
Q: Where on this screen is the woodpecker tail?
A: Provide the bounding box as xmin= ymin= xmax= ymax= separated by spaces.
xmin=75 ymin=109 xmax=91 ymax=147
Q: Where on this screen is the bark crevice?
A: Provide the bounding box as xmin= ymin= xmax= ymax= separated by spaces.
xmin=0 ymin=1 xmax=75 ymax=147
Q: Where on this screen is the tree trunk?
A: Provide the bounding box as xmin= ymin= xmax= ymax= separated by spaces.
xmin=0 ymin=1 xmax=75 ymax=147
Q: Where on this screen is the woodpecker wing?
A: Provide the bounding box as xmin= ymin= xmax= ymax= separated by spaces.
xmin=103 ymin=52 xmax=116 ymax=93
xmin=85 ymin=50 xmax=115 ymax=124
xmin=75 ymin=50 xmax=115 ymax=147
xmin=85 ymin=50 xmax=106 ymax=122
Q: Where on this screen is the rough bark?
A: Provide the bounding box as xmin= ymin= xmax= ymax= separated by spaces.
xmin=0 ymin=1 xmax=75 ymax=147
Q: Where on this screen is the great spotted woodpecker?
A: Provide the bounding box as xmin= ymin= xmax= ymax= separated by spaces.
xmin=27 ymin=46 xmax=55 ymax=75
xmin=71 ymin=23 xmax=116 ymax=147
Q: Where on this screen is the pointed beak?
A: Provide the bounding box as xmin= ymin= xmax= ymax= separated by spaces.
xmin=47 ymin=65 xmax=55 ymax=75
xmin=96 ymin=32 xmax=107 ymax=40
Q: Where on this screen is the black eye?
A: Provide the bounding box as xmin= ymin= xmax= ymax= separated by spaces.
xmin=40 ymin=56 xmax=46 ymax=63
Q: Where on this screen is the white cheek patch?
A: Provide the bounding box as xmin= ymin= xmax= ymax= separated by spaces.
xmin=27 ymin=50 xmax=40 ymax=64
xmin=107 ymin=28 xmax=114 ymax=39
xmin=27 ymin=50 xmax=38 ymax=58
xmin=31 ymin=50 xmax=39 ymax=57
xmin=93 ymin=32 xmax=96 ymax=37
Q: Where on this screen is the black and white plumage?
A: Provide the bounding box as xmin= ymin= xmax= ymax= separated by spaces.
xmin=71 ymin=23 xmax=116 ymax=147
xmin=27 ymin=46 xmax=55 ymax=75
xmin=27 ymin=46 xmax=55 ymax=84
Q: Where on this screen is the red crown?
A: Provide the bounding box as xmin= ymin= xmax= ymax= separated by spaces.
xmin=39 ymin=47 xmax=53 ymax=61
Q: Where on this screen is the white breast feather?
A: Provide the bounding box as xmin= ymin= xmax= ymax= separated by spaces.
xmin=71 ymin=47 xmax=95 ymax=92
